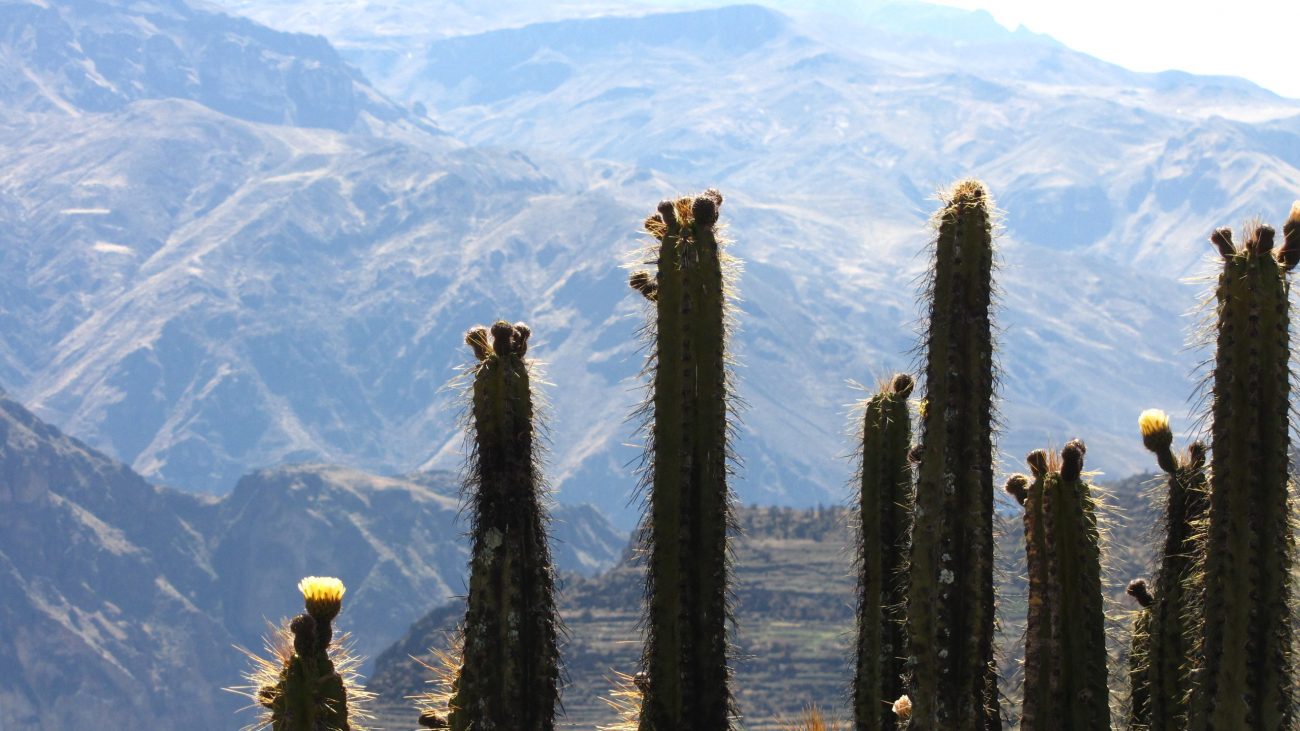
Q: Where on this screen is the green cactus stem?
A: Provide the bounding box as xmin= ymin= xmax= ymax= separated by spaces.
xmin=853 ymin=374 xmax=915 ymax=731
xmin=444 ymin=321 xmax=560 ymax=731
xmin=1190 ymin=221 xmax=1297 ymax=730
xmin=243 ymin=577 xmax=366 ymax=731
xmin=628 ymin=190 xmax=736 ymax=730
xmin=1125 ymin=579 xmax=1155 ymax=731
xmin=1126 ymin=409 xmax=1207 ymax=730
xmin=1013 ymin=441 xmax=1109 ymax=731
xmin=905 ymin=179 xmax=999 ymax=730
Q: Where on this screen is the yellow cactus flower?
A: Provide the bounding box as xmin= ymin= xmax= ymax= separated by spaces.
xmin=298 ymin=576 xmax=345 ymax=622
xmin=1138 ymin=409 xmax=1170 ymax=439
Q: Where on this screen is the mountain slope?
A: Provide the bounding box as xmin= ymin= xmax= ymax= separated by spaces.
xmin=0 ymin=390 xmax=623 ymax=729
xmin=0 ymin=0 xmax=412 ymax=130
xmin=199 ymin=1 xmax=1300 ymax=493
xmin=7 ymin=0 xmax=1300 ymax=526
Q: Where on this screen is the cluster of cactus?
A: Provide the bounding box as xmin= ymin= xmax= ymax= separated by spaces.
xmin=240 ymin=576 xmax=368 ymax=731
xmin=1006 ymin=442 xmax=1108 ymax=731
xmin=229 ymin=189 xmax=1300 ymax=731
xmin=627 ymin=189 xmax=736 ymax=730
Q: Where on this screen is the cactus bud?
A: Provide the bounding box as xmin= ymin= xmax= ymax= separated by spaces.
xmin=893 ymin=695 xmax=913 ymax=720
xmin=1061 ymin=440 xmax=1086 ymax=482
xmin=1026 ymin=449 xmax=1049 ymax=477
xmin=890 ymin=372 xmax=914 ymax=399
xmin=657 ymin=199 xmax=677 ymax=226
xmin=645 ymin=213 xmax=667 ymax=240
xmin=1004 ymin=473 xmax=1029 ymax=506
xmin=512 ymin=323 xmax=531 ymax=357
xmin=490 ymin=321 xmax=514 ymax=357
xmin=629 ymin=270 xmax=659 ymax=301
xmin=692 ymin=194 xmax=719 ymax=228
xmin=290 ymin=613 xmax=316 ymax=657
xmin=1211 ymin=227 xmax=1236 ymax=259
xmin=1246 ymin=223 xmax=1276 ymax=256
xmin=1281 ymin=201 xmax=1300 ymax=271
xmin=465 ymin=326 xmax=490 ymax=362
xmin=1128 ymin=579 xmax=1154 ymax=608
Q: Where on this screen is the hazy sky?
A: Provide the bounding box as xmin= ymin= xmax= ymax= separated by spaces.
xmin=925 ymin=0 xmax=1300 ymax=99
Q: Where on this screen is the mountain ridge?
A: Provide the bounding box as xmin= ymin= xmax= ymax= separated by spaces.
xmin=0 ymin=388 xmax=623 ymax=729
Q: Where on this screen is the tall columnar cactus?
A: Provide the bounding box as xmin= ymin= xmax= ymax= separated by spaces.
xmin=242 ymin=576 xmax=367 ymax=731
xmin=433 ymin=321 xmax=560 ymax=731
xmin=628 ymin=189 xmax=736 ymax=730
xmin=1190 ymin=218 xmax=1298 ymax=730
xmin=904 ymin=179 xmax=999 ymax=730
xmin=853 ymin=373 xmax=914 ymax=731
xmin=1125 ymin=409 xmax=1207 ymax=731
xmin=1008 ymin=442 xmax=1108 ymax=731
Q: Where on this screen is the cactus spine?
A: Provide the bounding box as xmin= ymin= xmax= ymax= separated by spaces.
xmin=441 ymin=321 xmax=560 ymax=731
xmin=629 ymin=190 xmax=735 ymax=730
xmin=853 ymin=374 xmax=915 ymax=731
xmin=905 ymin=179 xmax=999 ymax=730
xmin=1126 ymin=410 xmax=1207 ymax=730
xmin=1190 ymin=219 xmax=1298 ymax=730
xmin=1011 ymin=443 xmax=1108 ymax=731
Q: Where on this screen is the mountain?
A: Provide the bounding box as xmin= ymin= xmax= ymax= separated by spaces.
xmin=6 ymin=0 xmax=1300 ymax=529
xmin=0 ymin=0 xmax=414 ymax=131
xmin=0 ymin=389 xmax=623 ymax=730
xmin=369 ymin=483 xmax=1157 ymax=729
xmin=214 ymin=2 xmax=1300 ymax=507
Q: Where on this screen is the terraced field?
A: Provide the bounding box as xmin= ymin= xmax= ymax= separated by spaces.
xmin=370 ymin=479 xmax=1156 ymax=729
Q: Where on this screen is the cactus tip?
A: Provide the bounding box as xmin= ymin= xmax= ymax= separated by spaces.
xmin=1278 ymin=201 xmax=1300 ymax=271
xmin=1061 ymin=439 xmax=1086 ymax=482
xmin=490 ymin=320 xmax=515 ymax=357
xmin=1210 ymin=227 xmax=1236 ymax=259
xmin=692 ymin=195 xmax=719 ymax=228
xmin=645 ymin=213 xmax=667 ymax=240
xmin=629 ymin=270 xmax=659 ymax=301
xmin=1246 ymin=223 xmax=1276 ymax=256
xmin=298 ymin=576 xmax=345 ymax=623
xmin=465 ymin=326 xmax=491 ymax=361
xmin=1004 ymin=473 xmax=1029 ymax=506
xmin=513 ymin=322 xmax=531 ymax=357
xmin=656 ymin=199 xmax=677 ymax=225
xmin=889 ymin=372 xmax=914 ymax=399
xmin=1127 ymin=578 xmax=1154 ymax=608
xmin=1026 ymin=448 xmax=1049 ymax=477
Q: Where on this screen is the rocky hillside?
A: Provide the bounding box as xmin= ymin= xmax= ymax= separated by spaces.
xmin=0 ymin=390 xmax=622 ymax=730
xmin=7 ymin=0 xmax=1299 ymax=529
xmin=369 ymin=480 xmax=1157 ymax=729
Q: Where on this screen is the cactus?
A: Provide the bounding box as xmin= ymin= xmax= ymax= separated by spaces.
xmin=239 ymin=576 xmax=370 ymax=731
xmin=1125 ymin=409 xmax=1207 ymax=730
xmin=852 ymin=373 xmax=914 ymax=731
xmin=1190 ymin=219 xmax=1298 ymax=730
xmin=1010 ymin=442 xmax=1108 ymax=731
xmin=437 ymin=321 xmax=560 ymax=731
xmin=1125 ymin=579 xmax=1155 ymax=731
xmin=628 ymin=189 xmax=736 ymax=730
xmin=904 ymin=179 xmax=1000 ymax=730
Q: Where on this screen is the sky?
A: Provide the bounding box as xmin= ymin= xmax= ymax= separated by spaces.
xmin=924 ymin=0 xmax=1300 ymax=99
